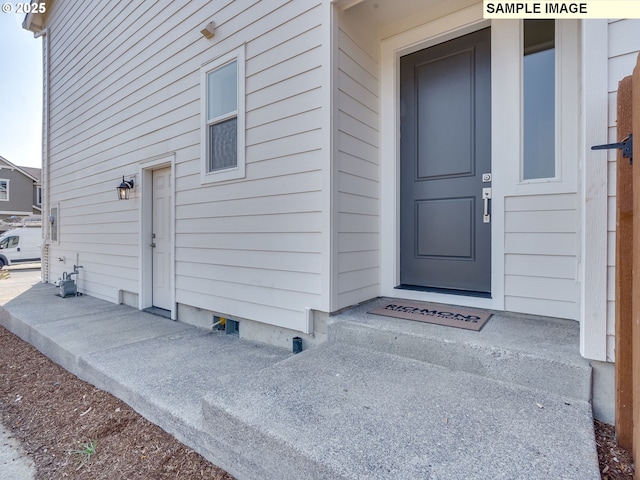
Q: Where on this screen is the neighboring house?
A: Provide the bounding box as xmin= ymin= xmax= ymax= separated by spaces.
xmin=23 ymin=2 xmax=640 ymax=413
xmin=0 ymin=155 xmax=42 ymax=231
xmin=20 ymin=166 xmax=43 ymax=213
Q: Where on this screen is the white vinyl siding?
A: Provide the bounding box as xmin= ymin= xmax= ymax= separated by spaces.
xmin=43 ymin=0 xmax=327 ymax=332
xmin=334 ymin=11 xmax=380 ymax=310
xmin=605 ymin=19 xmax=640 ymax=361
xmin=493 ymin=20 xmax=581 ymax=322
xmin=504 ymin=194 xmax=578 ymax=320
xmin=40 ymin=0 xmax=639 ymax=347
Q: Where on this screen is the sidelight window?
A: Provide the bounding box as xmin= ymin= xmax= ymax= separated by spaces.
xmin=522 ymin=19 xmax=556 ymax=180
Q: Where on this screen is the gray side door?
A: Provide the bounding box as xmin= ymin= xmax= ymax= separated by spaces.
xmin=400 ymin=28 xmax=491 ymax=294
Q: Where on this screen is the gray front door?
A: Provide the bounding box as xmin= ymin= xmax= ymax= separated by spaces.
xmin=400 ymin=28 xmax=491 ymax=294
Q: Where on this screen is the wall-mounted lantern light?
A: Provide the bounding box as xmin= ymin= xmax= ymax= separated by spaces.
xmin=117 ymin=176 xmax=134 ymax=200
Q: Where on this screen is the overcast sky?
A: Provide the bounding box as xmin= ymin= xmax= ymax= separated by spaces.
xmin=0 ymin=9 xmax=42 ymax=169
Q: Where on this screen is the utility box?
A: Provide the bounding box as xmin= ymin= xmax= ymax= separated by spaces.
xmin=59 ymin=277 xmax=77 ymax=298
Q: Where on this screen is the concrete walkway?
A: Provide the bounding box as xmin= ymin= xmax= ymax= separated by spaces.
xmin=0 ymin=423 xmax=35 ymax=480
xmin=0 ymin=271 xmax=601 ymax=479
xmin=0 ymin=266 xmax=39 ymax=480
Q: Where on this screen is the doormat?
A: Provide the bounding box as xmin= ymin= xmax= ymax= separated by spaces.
xmin=368 ymin=301 xmax=492 ymax=331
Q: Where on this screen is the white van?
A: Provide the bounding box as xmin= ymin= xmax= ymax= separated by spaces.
xmin=0 ymin=227 xmax=42 ymax=268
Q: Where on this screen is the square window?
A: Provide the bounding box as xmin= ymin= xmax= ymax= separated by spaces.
xmin=201 ymin=46 xmax=245 ymax=183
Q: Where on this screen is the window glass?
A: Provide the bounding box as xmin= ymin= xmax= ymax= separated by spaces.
xmin=206 ymin=59 xmax=238 ymax=173
xmin=201 ymin=46 xmax=245 ymax=183
xmin=207 ymin=60 xmax=237 ymax=121
xmin=0 ymin=236 xmax=18 ymax=249
xmin=209 ymin=118 xmax=238 ymax=172
xmin=523 ymin=19 xmax=555 ymax=180
xmin=0 ymin=180 xmax=7 ymax=200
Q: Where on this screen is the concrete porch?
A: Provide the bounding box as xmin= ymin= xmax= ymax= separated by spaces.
xmin=202 ymin=297 xmax=599 ymax=479
xmin=329 ymin=297 xmax=592 ymax=401
xmin=0 ymin=277 xmax=600 ymax=479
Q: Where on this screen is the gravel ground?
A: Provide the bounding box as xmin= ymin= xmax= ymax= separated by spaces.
xmin=0 ymin=326 xmax=233 ymax=479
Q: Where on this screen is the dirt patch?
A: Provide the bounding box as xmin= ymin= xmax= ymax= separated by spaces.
xmin=596 ymin=418 xmax=635 ymax=479
xmin=0 ymin=324 xmax=635 ymax=479
xmin=0 ymin=326 xmax=233 ymax=479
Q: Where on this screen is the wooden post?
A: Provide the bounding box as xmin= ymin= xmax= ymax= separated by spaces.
xmin=632 ymin=53 xmax=640 ymax=478
xmin=616 ymin=75 xmax=633 ymax=451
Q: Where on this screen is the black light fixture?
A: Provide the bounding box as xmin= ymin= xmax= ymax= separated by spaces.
xmin=117 ymin=176 xmax=134 ymax=200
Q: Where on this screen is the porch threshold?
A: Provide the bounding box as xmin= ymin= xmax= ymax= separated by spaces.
xmin=143 ymin=306 xmax=172 ymax=319
xmin=395 ymin=284 xmax=492 ymax=298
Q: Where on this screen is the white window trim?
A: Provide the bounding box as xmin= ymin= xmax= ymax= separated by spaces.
xmin=138 ymin=152 xmax=177 ymax=320
xmin=520 ymin=20 xmax=560 ymax=183
xmin=380 ymin=5 xmax=502 ymax=311
xmin=200 ymin=45 xmax=246 ymax=184
xmin=0 ymin=179 xmax=8 ymax=201
xmin=580 ymin=19 xmax=609 ymax=361
xmin=512 ymin=19 xmax=579 ymax=193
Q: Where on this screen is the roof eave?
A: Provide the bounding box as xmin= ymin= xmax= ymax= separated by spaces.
xmin=22 ymin=1 xmax=48 ymax=33
xmin=0 ymin=156 xmax=39 ymax=182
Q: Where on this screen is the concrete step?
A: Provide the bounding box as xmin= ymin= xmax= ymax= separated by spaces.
xmin=1 ymin=281 xmax=599 ymax=480
xmin=201 ymin=342 xmax=600 ymax=480
xmin=328 ymin=298 xmax=592 ymax=402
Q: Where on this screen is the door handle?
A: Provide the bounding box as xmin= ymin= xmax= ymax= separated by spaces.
xmin=482 ymin=188 xmax=492 ymax=223
xmin=150 ymin=243 xmax=156 ymax=248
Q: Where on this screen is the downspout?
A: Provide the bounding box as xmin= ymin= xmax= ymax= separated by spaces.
xmin=34 ymin=28 xmax=49 ymax=283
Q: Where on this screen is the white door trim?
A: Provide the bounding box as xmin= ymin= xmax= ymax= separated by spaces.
xmin=379 ymin=4 xmax=504 ymax=310
xmin=139 ymin=153 xmax=176 ymax=319
xmin=580 ymin=19 xmax=608 ymax=361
